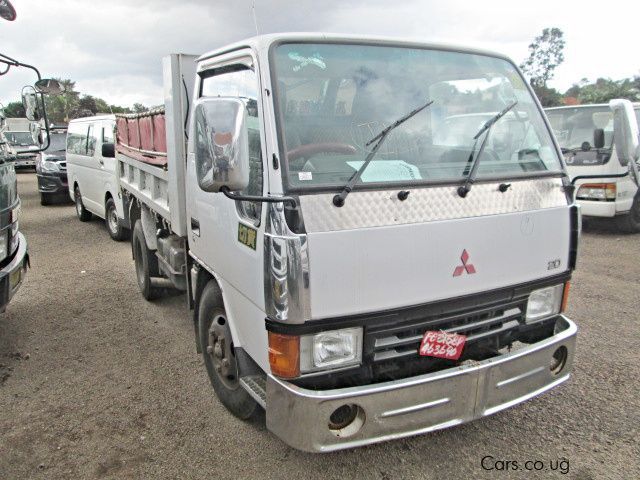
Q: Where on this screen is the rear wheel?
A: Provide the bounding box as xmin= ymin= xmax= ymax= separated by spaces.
xmin=615 ymin=194 xmax=640 ymax=233
xmin=105 ymin=197 xmax=128 ymax=241
xmin=132 ymin=220 xmax=160 ymax=300
xmin=198 ymin=281 xmax=258 ymax=419
xmin=74 ymin=186 xmax=92 ymax=222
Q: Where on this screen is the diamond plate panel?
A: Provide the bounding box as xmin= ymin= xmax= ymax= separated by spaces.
xmin=299 ymin=178 xmax=568 ymax=232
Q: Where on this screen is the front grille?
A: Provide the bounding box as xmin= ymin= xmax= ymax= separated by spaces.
xmin=365 ymin=299 xmax=527 ymax=364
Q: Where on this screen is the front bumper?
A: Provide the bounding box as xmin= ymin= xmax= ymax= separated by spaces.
xmin=0 ymin=232 xmax=29 ymax=313
xmin=37 ymin=172 xmax=69 ymax=195
xmin=13 ymin=156 xmax=37 ymax=168
xmin=266 ymin=315 xmax=577 ymax=452
xmin=577 ymin=199 xmax=633 ymax=218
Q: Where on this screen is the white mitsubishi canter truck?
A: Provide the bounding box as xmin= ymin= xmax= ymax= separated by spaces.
xmin=111 ymin=34 xmax=580 ymax=452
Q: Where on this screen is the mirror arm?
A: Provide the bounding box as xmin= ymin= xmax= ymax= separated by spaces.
xmin=219 ymin=186 xmax=298 ymax=207
xmin=0 ymin=53 xmax=42 ymax=80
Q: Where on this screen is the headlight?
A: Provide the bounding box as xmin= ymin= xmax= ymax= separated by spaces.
xmin=41 ymin=160 xmax=60 ymax=173
xmin=300 ymin=327 xmax=363 ymax=373
xmin=526 ymin=284 xmax=564 ymax=322
xmin=0 ymin=230 xmax=7 ymax=262
xmin=576 ymin=183 xmax=616 ymax=201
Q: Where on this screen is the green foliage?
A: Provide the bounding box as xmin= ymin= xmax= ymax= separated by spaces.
xmin=4 ymin=78 xmax=135 ymax=123
xmin=566 ymin=77 xmax=640 ymax=104
xmin=133 ymin=103 xmax=148 ymax=113
xmin=520 ymin=27 xmax=565 ymax=87
xmin=531 ymin=84 xmax=563 ymax=107
xmin=3 ymin=101 xmax=25 ymax=117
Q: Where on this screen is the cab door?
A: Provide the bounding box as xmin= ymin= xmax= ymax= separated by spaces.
xmin=186 ymin=53 xmax=268 ymax=316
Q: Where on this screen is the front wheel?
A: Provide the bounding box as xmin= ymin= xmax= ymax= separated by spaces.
xmin=74 ymin=186 xmax=92 ymax=222
xmin=105 ymin=197 xmax=129 ymax=241
xmin=198 ymin=281 xmax=258 ymax=419
xmin=40 ymin=193 xmax=51 ymax=206
xmin=615 ymin=195 xmax=640 ymax=233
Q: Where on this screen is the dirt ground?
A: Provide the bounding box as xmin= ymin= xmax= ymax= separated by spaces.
xmin=1 ymin=172 xmax=638 ymax=479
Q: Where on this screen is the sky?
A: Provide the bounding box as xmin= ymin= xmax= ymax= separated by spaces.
xmin=1 ymin=0 xmax=638 ymax=108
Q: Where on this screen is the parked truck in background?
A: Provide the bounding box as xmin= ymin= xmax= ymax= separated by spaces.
xmin=545 ymin=101 xmax=640 ymax=232
xmin=4 ymin=117 xmax=39 ymax=169
xmin=0 ymin=107 xmax=29 ymax=313
xmin=111 ymin=34 xmax=581 ymax=452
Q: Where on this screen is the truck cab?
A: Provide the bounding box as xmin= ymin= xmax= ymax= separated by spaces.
xmin=545 ymin=102 xmax=640 ymax=231
xmin=118 ymin=34 xmax=579 ymax=452
xmin=0 ymin=111 xmax=29 ymax=313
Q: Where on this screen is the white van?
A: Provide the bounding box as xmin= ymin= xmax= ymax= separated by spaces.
xmin=545 ymin=102 xmax=640 ymax=232
xmin=66 ymin=114 xmax=129 ymax=240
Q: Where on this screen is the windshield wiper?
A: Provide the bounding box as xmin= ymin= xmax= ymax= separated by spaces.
xmin=333 ymin=99 xmax=434 ymax=207
xmin=457 ymin=100 xmax=518 ymax=198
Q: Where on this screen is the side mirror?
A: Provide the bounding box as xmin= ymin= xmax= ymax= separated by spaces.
xmin=593 ymin=128 xmax=605 ymax=149
xmin=34 ymin=78 xmax=65 ymax=96
xmin=194 ymin=97 xmax=249 ymax=193
xmin=22 ymin=85 xmax=43 ymax=121
xmin=102 ymin=142 xmax=115 ymax=158
xmin=610 ymin=99 xmax=640 ymax=165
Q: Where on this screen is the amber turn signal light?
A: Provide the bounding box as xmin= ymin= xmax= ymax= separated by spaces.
xmin=268 ymin=332 xmax=300 ymax=378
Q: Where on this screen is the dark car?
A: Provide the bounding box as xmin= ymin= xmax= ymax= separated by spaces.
xmin=36 ymin=128 xmax=70 ymax=205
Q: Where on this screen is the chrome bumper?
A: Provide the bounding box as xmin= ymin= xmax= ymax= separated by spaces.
xmin=0 ymin=232 xmax=29 ymax=312
xmin=266 ymin=316 xmax=577 ymax=452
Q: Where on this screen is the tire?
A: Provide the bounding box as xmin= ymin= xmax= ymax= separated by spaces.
xmin=74 ymin=186 xmax=92 ymax=222
xmin=615 ymin=194 xmax=640 ymax=233
xmin=132 ymin=220 xmax=160 ymax=300
xmin=40 ymin=193 xmax=51 ymax=206
xmin=105 ymin=197 xmax=129 ymax=241
xmin=198 ymin=281 xmax=258 ymax=420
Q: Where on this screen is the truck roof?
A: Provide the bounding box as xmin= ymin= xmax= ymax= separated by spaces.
xmin=546 ymin=102 xmax=640 ymax=111
xmin=69 ymin=114 xmax=116 ymax=123
xmin=198 ymin=32 xmax=513 ymax=64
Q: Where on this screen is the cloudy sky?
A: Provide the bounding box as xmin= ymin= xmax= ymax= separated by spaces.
xmin=1 ymin=0 xmax=638 ymax=108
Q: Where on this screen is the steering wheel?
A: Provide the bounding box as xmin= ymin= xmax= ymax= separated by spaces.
xmin=287 ymin=143 xmax=357 ymax=162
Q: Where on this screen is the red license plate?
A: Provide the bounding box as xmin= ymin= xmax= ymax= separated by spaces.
xmin=419 ymin=331 xmax=466 ymax=360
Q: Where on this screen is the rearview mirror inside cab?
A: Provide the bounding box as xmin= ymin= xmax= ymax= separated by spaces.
xmin=593 ymin=128 xmax=605 ymax=149
xmin=194 ymin=98 xmax=249 ymax=193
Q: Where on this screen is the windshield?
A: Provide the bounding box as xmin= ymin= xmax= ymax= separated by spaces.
xmin=4 ymin=132 xmax=35 ymax=147
xmin=546 ymin=106 xmax=615 ymax=167
xmin=45 ymin=131 xmax=67 ymax=152
xmin=273 ymin=43 xmax=562 ymax=190
xmin=546 ymin=106 xmax=613 ymax=150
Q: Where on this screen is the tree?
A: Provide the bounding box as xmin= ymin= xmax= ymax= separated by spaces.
xmin=133 ymin=103 xmax=147 ymax=113
xmin=3 ymin=101 xmax=25 ymax=117
xmin=43 ymin=78 xmax=80 ymax=123
xmin=568 ymin=77 xmax=640 ymax=104
xmin=520 ymin=28 xmax=565 ymax=88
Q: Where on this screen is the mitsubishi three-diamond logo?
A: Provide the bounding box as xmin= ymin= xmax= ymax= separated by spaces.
xmin=453 ymin=249 xmax=476 ymax=277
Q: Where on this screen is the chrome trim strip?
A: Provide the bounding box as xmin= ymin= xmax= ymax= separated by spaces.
xmin=379 ymin=397 xmax=450 ymax=418
xmin=263 ymin=203 xmax=310 ymax=323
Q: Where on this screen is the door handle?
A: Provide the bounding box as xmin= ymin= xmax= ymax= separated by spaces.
xmin=191 ymin=217 xmax=200 ymax=236
xmin=99 ymin=159 xmax=104 ymax=167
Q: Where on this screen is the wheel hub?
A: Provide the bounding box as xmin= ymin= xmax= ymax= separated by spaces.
xmin=207 ymin=315 xmax=239 ymax=389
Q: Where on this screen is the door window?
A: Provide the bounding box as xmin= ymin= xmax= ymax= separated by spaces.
xmin=200 ymin=65 xmax=263 ymax=223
